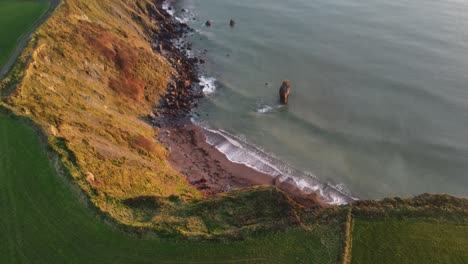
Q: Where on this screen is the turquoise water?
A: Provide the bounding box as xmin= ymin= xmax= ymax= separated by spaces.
xmin=167 ymin=0 xmax=468 ymax=201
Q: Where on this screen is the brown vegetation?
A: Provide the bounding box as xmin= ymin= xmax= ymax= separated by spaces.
xmin=81 ymin=22 xmax=150 ymax=101
xmin=3 ymin=0 xmax=201 ymax=224
xmin=5 ymin=0 xmax=464 ymax=241
xmin=0 ymin=0 xmax=315 ymax=238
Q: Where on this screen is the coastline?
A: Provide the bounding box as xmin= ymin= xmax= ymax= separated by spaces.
xmin=154 ymin=0 xmax=357 ymax=206
xmin=3 ymin=0 xmax=310 ymax=239
xmin=154 ymin=0 xmax=360 ymax=207
xmin=156 ymin=118 xmax=324 ymax=206
xmin=1 ymin=0 xmax=468 ymax=261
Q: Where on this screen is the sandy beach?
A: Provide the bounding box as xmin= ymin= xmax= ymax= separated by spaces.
xmin=156 ymin=118 xmax=323 ymax=206
xmin=151 ymin=0 xmax=328 ymax=207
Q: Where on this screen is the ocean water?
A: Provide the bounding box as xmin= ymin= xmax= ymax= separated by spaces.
xmin=166 ymin=0 xmax=468 ymax=202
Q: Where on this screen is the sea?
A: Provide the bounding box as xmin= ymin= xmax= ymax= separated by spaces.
xmin=164 ymin=0 xmax=468 ymax=203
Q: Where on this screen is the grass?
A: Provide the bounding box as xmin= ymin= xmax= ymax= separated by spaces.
xmin=351 ymin=219 xmax=468 ymax=264
xmin=3 ymin=0 xmax=202 ymax=228
xmin=0 ymin=111 xmax=343 ymax=263
xmin=1 ymin=0 xmax=467 ymax=262
xmin=0 ymin=0 xmax=49 ymax=67
xmin=0 ymin=0 xmax=332 ymax=239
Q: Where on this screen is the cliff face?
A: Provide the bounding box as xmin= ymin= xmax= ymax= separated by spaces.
xmin=6 ymin=0 xmax=201 ymax=218
xmin=0 ymin=0 xmax=306 ymax=238
xmin=2 ymin=0 xmax=467 ymax=242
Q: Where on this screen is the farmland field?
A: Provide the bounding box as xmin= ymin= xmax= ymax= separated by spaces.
xmin=0 ymin=3 xmax=342 ymax=263
xmin=2 ymin=1 xmax=467 ymax=264
xmin=351 ymin=219 xmax=468 ymax=264
xmin=0 ymin=110 xmax=342 ymax=263
xmin=0 ymin=0 xmax=49 ymax=67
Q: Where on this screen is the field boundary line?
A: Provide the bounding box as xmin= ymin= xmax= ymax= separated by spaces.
xmin=341 ymin=207 xmax=353 ymax=264
xmin=0 ymin=0 xmax=61 ymax=80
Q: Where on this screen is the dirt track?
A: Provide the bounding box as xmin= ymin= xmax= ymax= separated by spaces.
xmin=0 ymin=0 xmax=60 ymax=80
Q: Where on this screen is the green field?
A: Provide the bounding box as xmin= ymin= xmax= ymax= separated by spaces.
xmin=351 ymin=219 xmax=468 ymax=264
xmin=0 ymin=111 xmax=342 ymax=263
xmin=0 ymin=3 xmax=341 ymax=263
xmin=0 ymin=0 xmax=49 ymax=66
xmin=1 ymin=1 xmax=467 ymax=264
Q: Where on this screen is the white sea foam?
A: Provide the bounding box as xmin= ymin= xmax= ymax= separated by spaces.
xmin=256 ymin=104 xmax=284 ymax=114
xmin=199 ymin=76 xmax=217 ymax=95
xmin=169 ymin=0 xmax=354 ymax=204
xmin=162 ymin=1 xmax=192 ymax=24
xmin=257 ymin=105 xmax=273 ymax=113
xmin=191 ymin=120 xmax=356 ymax=205
xmin=175 ymin=16 xmax=190 ymax=24
xmin=162 ymin=1 xmax=175 ymax=16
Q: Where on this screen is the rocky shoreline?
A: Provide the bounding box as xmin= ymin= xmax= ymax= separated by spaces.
xmin=157 ymin=119 xmax=324 ymax=206
xmin=148 ymin=1 xmax=202 ymax=117
xmin=151 ymin=0 xmax=323 ymax=207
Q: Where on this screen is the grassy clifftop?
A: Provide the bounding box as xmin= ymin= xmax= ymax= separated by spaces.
xmin=2 ymin=0 xmax=200 ymax=223
xmin=0 ymin=1 xmax=467 ymax=261
xmin=0 ymin=109 xmax=344 ymax=263
xmin=0 ymin=0 xmax=305 ymax=238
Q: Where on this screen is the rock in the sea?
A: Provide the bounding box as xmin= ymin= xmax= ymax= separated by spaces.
xmin=279 ymin=80 xmax=291 ymax=104
xmin=205 ymin=20 xmax=212 ymax=27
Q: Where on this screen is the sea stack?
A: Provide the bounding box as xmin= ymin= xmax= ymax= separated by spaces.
xmin=279 ymin=80 xmax=291 ymax=104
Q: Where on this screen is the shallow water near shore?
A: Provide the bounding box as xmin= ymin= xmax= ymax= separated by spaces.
xmin=167 ymin=0 xmax=468 ymax=201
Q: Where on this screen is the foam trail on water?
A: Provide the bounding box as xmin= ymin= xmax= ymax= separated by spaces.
xmin=257 ymin=105 xmax=273 ymax=114
xmin=192 ymin=119 xmax=357 ymax=205
xmin=256 ymin=104 xmax=284 ymax=114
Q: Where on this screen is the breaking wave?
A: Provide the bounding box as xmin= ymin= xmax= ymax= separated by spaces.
xmin=162 ymin=0 xmax=191 ymax=23
xmin=165 ymin=0 xmax=355 ymax=205
xmin=193 ymin=120 xmax=357 ymax=205
xmin=162 ymin=1 xmax=175 ymax=16
xmin=199 ymin=76 xmax=217 ymax=95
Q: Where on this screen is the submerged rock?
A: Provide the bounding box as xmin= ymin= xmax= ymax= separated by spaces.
xmin=279 ymin=80 xmax=291 ymax=104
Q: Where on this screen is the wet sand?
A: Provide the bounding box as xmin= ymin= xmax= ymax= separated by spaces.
xmin=155 ymin=1 xmax=323 ymax=207
xmin=157 ymin=119 xmax=323 ymax=206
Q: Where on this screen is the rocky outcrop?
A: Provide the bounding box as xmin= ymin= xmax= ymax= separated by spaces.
xmin=279 ymin=80 xmax=291 ymax=104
